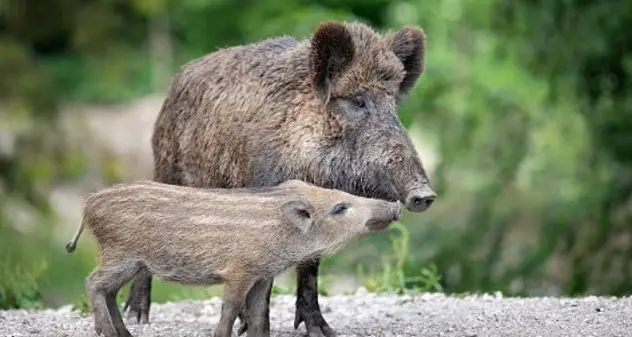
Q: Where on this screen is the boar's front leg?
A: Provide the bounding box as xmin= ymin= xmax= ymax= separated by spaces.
xmin=123 ymin=271 xmax=152 ymax=324
xmin=294 ymin=259 xmax=335 ymax=337
xmin=237 ymin=277 xmax=273 ymax=337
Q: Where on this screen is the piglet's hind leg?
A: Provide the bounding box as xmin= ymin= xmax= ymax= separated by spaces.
xmin=87 ymin=262 xmax=143 ymax=337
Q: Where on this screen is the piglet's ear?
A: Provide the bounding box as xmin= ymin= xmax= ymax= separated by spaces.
xmin=383 ymin=26 xmax=426 ymax=96
xmin=281 ymin=200 xmax=315 ymax=234
xmin=309 ymin=21 xmax=355 ymax=105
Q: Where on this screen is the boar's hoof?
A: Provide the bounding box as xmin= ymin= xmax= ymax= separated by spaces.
xmin=294 ymin=309 xmax=336 ymax=337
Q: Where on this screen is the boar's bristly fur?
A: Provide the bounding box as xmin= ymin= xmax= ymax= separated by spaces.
xmin=67 ymin=180 xmax=400 ymax=337
xmin=130 ymin=20 xmax=437 ymax=337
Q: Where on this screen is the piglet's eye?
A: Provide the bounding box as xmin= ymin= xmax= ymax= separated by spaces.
xmin=351 ymin=96 xmax=366 ymax=109
xmin=331 ymin=203 xmax=348 ymax=215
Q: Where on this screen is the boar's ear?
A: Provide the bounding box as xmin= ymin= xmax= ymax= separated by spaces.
xmin=310 ymin=21 xmax=355 ymax=104
xmin=384 ymin=26 xmax=426 ymax=96
xmin=281 ymin=200 xmax=315 ymax=234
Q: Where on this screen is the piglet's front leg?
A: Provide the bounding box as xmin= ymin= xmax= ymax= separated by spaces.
xmin=214 ymin=278 xmax=257 ymax=337
xmin=237 ymin=277 xmax=273 ymax=337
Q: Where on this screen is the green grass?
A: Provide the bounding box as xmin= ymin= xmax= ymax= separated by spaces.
xmin=356 ymin=221 xmax=444 ymax=295
xmin=0 ymin=258 xmax=47 ymax=310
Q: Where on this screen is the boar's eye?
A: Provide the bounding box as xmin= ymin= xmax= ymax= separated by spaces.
xmin=331 ymin=203 xmax=349 ymax=216
xmin=350 ymin=96 xmax=366 ymax=109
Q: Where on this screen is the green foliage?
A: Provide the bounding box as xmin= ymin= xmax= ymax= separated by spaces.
xmin=357 ymin=222 xmax=443 ymax=294
xmin=271 ymin=283 xmax=295 ymax=296
xmin=0 ymin=254 xmax=46 ymax=310
xmin=101 ymin=155 xmax=125 ymax=184
xmin=71 ymin=293 xmax=92 ymax=315
xmin=158 ymin=284 xmax=223 ymax=302
xmin=317 ymin=275 xmax=331 ymax=297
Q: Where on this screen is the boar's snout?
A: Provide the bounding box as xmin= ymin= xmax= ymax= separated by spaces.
xmin=404 ymin=185 xmax=437 ymax=212
xmin=365 ymin=201 xmax=401 ymax=231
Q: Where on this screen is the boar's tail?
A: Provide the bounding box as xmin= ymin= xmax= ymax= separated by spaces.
xmin=65 ymin=216 xmax=87 ymax=253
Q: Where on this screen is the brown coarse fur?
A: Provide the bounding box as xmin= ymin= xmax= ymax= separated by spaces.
xmin=130 ymin=20 xmax=437 ymax=337
xmin=66 ymin=179 xmax=400 ymax=337
xmin=152 ymin=22 xmax=434 ymax=203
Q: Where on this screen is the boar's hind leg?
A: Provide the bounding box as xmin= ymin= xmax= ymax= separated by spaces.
xmin=87 ymin=262 xmax=142 ymax=337
xmin=123 ymin=271 xmax=152 ymax=324
xmin=295 ymin=259 xmax=336 ymax=337
xmin=214 ymin=279 xmax=257 ymax=337
xmin=237 ymin=277 xmax=273 ymax=337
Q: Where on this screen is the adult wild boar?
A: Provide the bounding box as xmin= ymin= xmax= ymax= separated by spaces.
xmin=125 ymin=20 xmax=437 ymax=337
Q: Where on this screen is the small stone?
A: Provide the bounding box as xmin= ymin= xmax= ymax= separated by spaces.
xmin=56 ymin=305 xmax=73 ymax=314
xmin=355 ymin=287 xmax=369 ymax=296
xmin=420 ymin=292 xmax=435 ymax=301
xmin=481 ymin=293 xmax=494 ymax=301
xmin=396 ymin=295 xmax=413 ymax=305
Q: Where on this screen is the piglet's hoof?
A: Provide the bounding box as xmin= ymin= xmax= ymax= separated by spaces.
xmin=294 ymin=309 xmax=337 ymax=337
xmin=94 ymin=323 xmax=120 ymax=337
xmin=237 ymin=317 xmax=248 ymax=335
xmin=123 ymin=298 xmax=149 ymax=324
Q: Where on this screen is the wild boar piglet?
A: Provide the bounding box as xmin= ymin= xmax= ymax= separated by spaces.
xmin=65 ymin=179 xmax=400 ymax=337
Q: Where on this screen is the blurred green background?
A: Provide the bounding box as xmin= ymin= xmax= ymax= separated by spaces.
xmin=1 ymin=0 xmax=632 ymax=310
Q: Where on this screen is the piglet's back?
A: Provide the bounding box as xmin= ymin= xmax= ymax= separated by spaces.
xmin=82 ymin=180 xmax=302 ymax=256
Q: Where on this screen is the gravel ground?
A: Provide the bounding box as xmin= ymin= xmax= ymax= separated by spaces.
xmin=2 ymin=290 xmax=631 ymax=337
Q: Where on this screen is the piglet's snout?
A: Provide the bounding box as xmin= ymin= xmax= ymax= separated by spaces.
xmin=392 ymin=201 xmax=402 ymax=220
xmin=365 ymin=201 xmax=401 ymax=231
